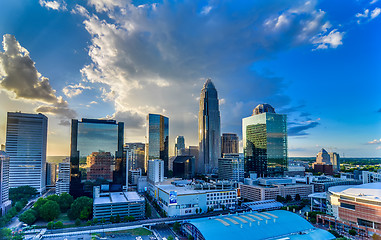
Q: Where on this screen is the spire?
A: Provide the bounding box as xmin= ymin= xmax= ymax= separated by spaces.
xmin=203 ymin=78 xmax=216 ymax=90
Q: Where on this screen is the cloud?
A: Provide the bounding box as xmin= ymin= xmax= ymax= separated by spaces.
xmin=39 ymin=0 xmax=67 ymax=11
xmin=368 ymin=139 xmax=381 ymax=144
xmin=58 ymin=119 xmax=71 ymax=126
xmin=62 ymin=83 xmax=91 ymax=98
xmin=74 ymin=0 xmax=343 ymax=143
xmin=370 ymin=0 xmax=379 ymax=4
xmin=356 ymin=7 xmax=381 ymax=23
xmin=312 ymin=29 xmax=344 ymax=49
xmin=0 ymin=34 xmax=75 ymax=119
xmin=288 ymin=121 xmax=320 ymax=136
xmin=106 ymin=110 xmax=145 ymax=129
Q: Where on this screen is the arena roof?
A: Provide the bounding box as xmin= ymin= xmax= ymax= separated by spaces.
xmin=185 ymin=210 xmax=335 ymax=240
xmin=328 ymin=182 xmax=381 ymax=202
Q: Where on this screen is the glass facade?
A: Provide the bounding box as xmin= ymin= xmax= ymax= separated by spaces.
xmin=146 ymin=114 xmax=169 ymax=176
xmin=70 ymin=119 xmax=125 ymax=197
xmin=242 ymin=112 xmax=287 ymax=176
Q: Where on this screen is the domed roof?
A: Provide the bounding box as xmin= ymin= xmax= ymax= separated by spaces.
xmin=202 ymin=78 xmax=216 ymax=90
xmin=252 ymin=103 xmax=275 ymax=115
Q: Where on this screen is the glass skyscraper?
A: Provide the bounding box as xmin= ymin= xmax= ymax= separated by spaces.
xmin=6 ymin=112 xmax=47 ymax=194
xmin=146 ymin=114 xmax=169 ymax=176
xmin=221 ymin=133 xmax=239 ymax=157
xmin=198 ymin=79 xmax=221 ymax=174
xmin=242 ymin=104 xmax=287 ymax=177
xmin=70 ymin=119 xmax=125 ymax=197
xmin=174 ymin=136 xmax=185 ymax=156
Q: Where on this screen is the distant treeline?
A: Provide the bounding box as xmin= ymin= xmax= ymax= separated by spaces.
xmin=290 ymin=157 xmax=381 ymax=165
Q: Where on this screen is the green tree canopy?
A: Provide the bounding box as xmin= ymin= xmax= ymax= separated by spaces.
xmin=58 ymin=193 xmax=74 ymax=212
xmin=19 ymin=209 xmax=38 ymax=225
xmin=46 ymin=194 xmax=59 ymax=203
xmin=54 ymin=221 xmax=63 ymax=229
xmin=39 ymin=200 xmax=60 ymax=222
xmin=9 ymin=186 xmax=38 ymax=202
xmin=68 ymin=196 xmax=93 ymax=220
xmin=33 ymin=198 xmax=48 ymax=214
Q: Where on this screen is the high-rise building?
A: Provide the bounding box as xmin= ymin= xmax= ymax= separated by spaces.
xmin=146 ymin=114 xmax=169 ymax=176
xmin=221 ymin=133 xmax=239 ymax=156
xmin=198 ymin=79 xmax=221 ymax=174
xmin=124 ymin=143 xmax=145 ymax=172
xmin=46 ymin=162 xmax=57 ymax=187
xmin=242 ymin=104 xmax=287 ymax=177
xmin=328 ymin=152 xmax=340 ymax=172
xmin=147 ymin=159 xmax=164 ymax=184
xmin=218 ymin=153 xmax=244 ymax=182
xmin=174 ymin=136 xmax=185 ymax=156
xmin=0 ymin=151 xmax=11 ymax=215
xmin=6 ymin=112 xmax=47 ymax=194
xmin=312 ymin=149 xmax=334 ymax=175
xmin=172 ymin=156 xmax=195 ymax=179
xmin=70 ymin=118 xmax=125 ymax=197
xmin=56 ymin=158 xmax=70 ymax=195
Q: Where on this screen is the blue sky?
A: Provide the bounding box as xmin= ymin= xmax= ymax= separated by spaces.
xmin=0 ymin=0 xmax=380 ymax=157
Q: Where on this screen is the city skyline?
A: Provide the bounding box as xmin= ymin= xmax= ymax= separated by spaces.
xmin=0 ymin=0 xmax=380 ymax=157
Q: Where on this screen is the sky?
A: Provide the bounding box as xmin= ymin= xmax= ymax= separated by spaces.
xmin=0 ymin=0 xmax=380 ymax=157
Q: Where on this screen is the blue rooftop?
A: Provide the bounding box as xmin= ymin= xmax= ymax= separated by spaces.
xmin=185 ymin=210 xmax=335 ymax=240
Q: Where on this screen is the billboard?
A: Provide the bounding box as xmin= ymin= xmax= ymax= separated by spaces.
xmin=169 ymin=191 xmax=177 ymax=205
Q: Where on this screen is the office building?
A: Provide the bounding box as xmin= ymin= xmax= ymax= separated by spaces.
xmin=0 ymin=151 xmax=11 ymax=215
xmin=198 ymin=79 xmax=221 ymax=174
xmin=149 ymin=179 xmax=237 ymax=217
xmin=129 ymin=169 xmax=142 ymax=185
xmin=172 ymin=156 xmax=195 ymax=179
xmin=148 ymin=159 xmax=164 ymax=184
xmin=124 ymin=143 xmax=145 ymax=172
xmin=312 ymin=148 xmax=333 ymax=175
xmin=93 ymin=186 xmax=145 ymax=221
xmin=284 ymin=165 xmax=305 ymax=177
xmin=320 ymin=183 xmax=381 ymax=237
xmin=363 ymin=171 xmax=381 ymax=184
xmin=182 ymin=210 xmax=335 ymax=240
xmin=6 ymin=112 xmax=47 ymax=194
xmin=311 ymin=176 xmax=362 ymax=192
xmin=46 ymin=162 xmax=57 ymax=187
xmin=218 ymin=153 xmax=244 ymax=182
xmin=56 ymin=159 xmax=70 ymax=195
xmin=174 ymin=136 xmax=185 ymax=156
xmin=70 ymin=118 xmax=125 ymax=197
xmin=328 ymin=152 xmax=340 ymax=172
xmin=221 ymin=133 xmax=239 ymax=156
xmin=242 ymin=104 xmax=287 ymax=177
xmin=240 ymin=178 xmax=313 ymax=202
xmin=146 ymin=114 xmax=169 ymax=176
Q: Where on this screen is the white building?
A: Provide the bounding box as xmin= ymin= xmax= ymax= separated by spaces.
xmin=93 ymin=187 xmax=145 ymax=221
xmin=218 ymin=153 xmax=244 ymax=182
xmin=0 ymin=151 xmax=11 ymax=215
xmin=149 ymin=179 xmax=238 ymax=217
xmin=6 ymin=112 xmax=48 ymax=194
xmin=129 ymin=168 xmax=142 ymax=185
xmin=148 ymin=159 xmax=164 ymax=184
xmin=56 ymin=159 xmax=70 ymax=195
xmin=362 ymin=171 xmax=381 ymax=184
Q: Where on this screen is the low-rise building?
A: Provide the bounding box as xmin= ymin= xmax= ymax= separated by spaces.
xmin=129 ymin=169 xmax=142 ymax=185
xmin=218 ymin=153 xmax=244 ymax=182
xmin=149 ymin=179 xmax=238 ymax=217
xmin=93 ymin=187 xmax=145 ymax=221
xmin=312 ymin=176 xmax=362 ymax=192
xmin=240 ymin=177 xmax=313 ymax=202
xmin=362 ymin=171 xmax=381 ymax=184
xmin=148 ymin=159 xmax=164 ymax=184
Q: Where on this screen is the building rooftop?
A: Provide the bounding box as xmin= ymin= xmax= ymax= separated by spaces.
xmin=173 ymin=156 xmax=194 ymax=163
xmin=185 ymin=210 xmax=335 ymax=240
xmin=328 ymin=182 xmax=381 ymax=202
xmin=157 ymin=184 xmax=234 ymax=195
xmin=94 ymin=191 xmax=144 ymax=205
xmin=252 ymin=103 xmax=275 ymax=115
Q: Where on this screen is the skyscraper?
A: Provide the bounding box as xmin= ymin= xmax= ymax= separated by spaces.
xmin=70 ymin=118 xmax=125 ymax=197
xmin=174 ymin=136 xmax=185 ymax=156
xmin=146 ymin=114 xmax=169 ymax=176
xmin=221 ymin=133 xmax=239 ymax=156
xmin=198 ymin=79 xmax=221 ymax=174
xmin=56 ymin=158 xmax=70 ymax=195
xmin=0 ymin=151 xmax=11 ymax=215
xmin=6 ymin=112 xmax=47 ymax=193
xmin=242 ymin=104 xmax=287 ymax=177
xmin=124 ymin=143 xmax=145 ymax=172
xmin=147 ymin=159 xmax=164 ymax=184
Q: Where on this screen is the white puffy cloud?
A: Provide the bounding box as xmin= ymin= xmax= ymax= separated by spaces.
xmin=62 ymin=83 xmax=91 ymax=98
xmin=356 ymin=7 xmax=380 ymax=23
xmin=371 ymin=8 xmax=381 ymax=19
xmin=39 ymin=0 xmax=67 ymax=11
xmin=0 ymin=34 xmax=75 ymax=119
xmin=368 ymin=139 xmax=381 ymax=144
xmin=73 ymin=0 xmax=343 ymax=144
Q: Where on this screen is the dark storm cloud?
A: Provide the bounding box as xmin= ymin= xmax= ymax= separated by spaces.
xmin=288 ymin=121 xmax=320 ymax=136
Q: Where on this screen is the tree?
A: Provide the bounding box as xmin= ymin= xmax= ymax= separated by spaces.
xmin=295 ymin=194 xmax=301 ymax=201
xmin=19 ymin=209 xmax=38 ymax=225
xmin=75 ymin=218 xmax=81 ymax=226
xmin=39 ymin=200 xmax=60 ymax=221
xmin=145 ymin=201 xmax=151 ymax=218
xmin=0 ymin=228 xmax=12 ymax=240
xmin=46 ymin=195 xmax=59 ymax=203
xmin=33 ymin=198 xmax=48 ymax=214
xmin=123 ymin=216 xmax=135 ymax=222
xmin=115 ymin=214 xmax=121 ymax=223
xmin=54 ymin=221 xmax=63 ymax=229
xmin=47 ymin=221 xmax=54 ymax=229
xmin=276 ymin=195 xmax=286 ymax=202
xmin=349 ymin=229 xmax=357 ymax=236
xmin=195 ymin=208 xmax=199 ymax=214
xmin=285 ymin=195 xmax=292 ymax=202
xmin=110 ymin=215 xmax=115 ymax=223
xmin=9 ymin=186 xmax=38 ymax=202
xmin=188 ymin=236 xmax=194 ymax=240
xmin=58 ymin=193 xmax=74 ymax=212
xmin=15 ymin=201 xmax=25 ymax=212
xmin=167 ymin=236 xmax=174 ymax=240
xmin=93 ymin=218 xmax=98 ymax=225
xmin=173 ymin=222 xmax=181 ymax=233
xmin=68 ymin=196 xmax=93 ymax=220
